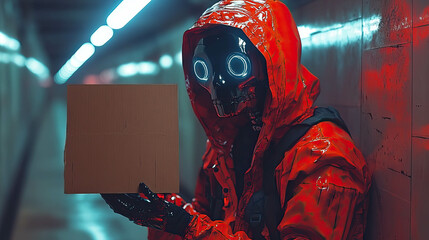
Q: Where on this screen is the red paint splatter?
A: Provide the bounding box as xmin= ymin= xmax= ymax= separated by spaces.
xmin=417 ymin=125 xmax=429 ymax=138
xmin=425 ymin=141 xmax=429 ymax=151
xmin=362 ymin=0 xmax=413 ymax=180
xmin=415 ymin=6 xmax=429 ymax=27
xmin=363 ymin=46 xmax=411 ymax=123
xmin=413 ymin=25 xmax=429 ymax=46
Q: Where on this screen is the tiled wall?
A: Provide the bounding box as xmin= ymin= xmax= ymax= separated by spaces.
xmin=293 ymin=0 xmax=428 ymax=239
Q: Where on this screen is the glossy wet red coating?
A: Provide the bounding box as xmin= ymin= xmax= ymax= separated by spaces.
xmin=150 ymin=0 xmax=371 ymax=239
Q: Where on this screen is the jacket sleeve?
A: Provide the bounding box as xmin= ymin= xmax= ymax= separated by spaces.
xmin=182 ymin=165 xmax=366 ymax=240
xmin=153 ymin=125 xmax=370 ymax=240
xmin=277 ymin=123 xmax=370 ymax=240
xmin=278 ymin=165 xmax=366 ymax=240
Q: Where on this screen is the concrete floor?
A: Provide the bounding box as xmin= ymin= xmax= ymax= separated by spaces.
xmin=11 ymin=100 xmax=148 ymax=240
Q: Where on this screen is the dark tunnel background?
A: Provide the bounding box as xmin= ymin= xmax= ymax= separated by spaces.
xmin=0 ymin=0 xmax=428 ymax=239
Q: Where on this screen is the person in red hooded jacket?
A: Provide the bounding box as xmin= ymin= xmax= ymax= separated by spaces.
xmin=101 ymin=0 xmax=371 ymax=239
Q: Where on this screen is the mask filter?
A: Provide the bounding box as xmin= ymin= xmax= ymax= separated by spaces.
xmin=191 ymin=26 xmax=268 ymax=120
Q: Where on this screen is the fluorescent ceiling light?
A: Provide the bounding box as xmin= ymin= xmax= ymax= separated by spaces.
xmin=117 ymin=61 xmax=158 ymax=77
xmin=138 ymin=62 xmax=158 ymax=74
xmin=0 ymin=52 xmax=11 ymax=63
xmin=26 ymin=58 xmax=50 ymax=79
xmin=107 ymin=0 xmax=151 ymax=29
xmin=117 ymin=62 xmax=138 ymax=77
xmin=159 ymin=54 xmax=173 ymax=69
xmin=298 ymin=15 xmax=381 ymax=49
xmin=297 ymin=26 xmax=312 ymax=39
xmin=0 ymin=52 xmax=49 ymax=80
xmin=55 ymin=0 xmax=152 ymax=84
xmin=12 ymin=54 xmax=26 ymax=67
xmin=58 ymin=69 xmax=71 ymax=81
xmin=55 ymin=43 xmax=95 ymax=84
xmin=0 ymin=31 xmax=20 ymax=51
xmin=90 ymin=25 xmax=114 ymax=47
xmin=73 ymin=43 xmax=95 ymax=62
xmin=175 ymin=51 xmax=182 ymax=65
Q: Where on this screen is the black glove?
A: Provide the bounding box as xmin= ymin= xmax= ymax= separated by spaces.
xmin=101 ymin=183 xmax=193 ymax=237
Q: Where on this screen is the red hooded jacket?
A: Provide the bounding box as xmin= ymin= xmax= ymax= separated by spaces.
xmin=149 ymin=0 xmax=371 ymax=239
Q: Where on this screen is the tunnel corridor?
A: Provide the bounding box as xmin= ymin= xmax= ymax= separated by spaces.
xmin=10 ymin=100 xmax=147 ymax=240
xmin=1 ymin=0 xmax=429 ymax=239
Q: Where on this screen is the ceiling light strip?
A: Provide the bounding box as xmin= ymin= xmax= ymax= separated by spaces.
xmin=54 ymin=0 xmax=152 ymax=84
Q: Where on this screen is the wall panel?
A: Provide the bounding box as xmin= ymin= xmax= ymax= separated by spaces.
xmin=361 ymin=44 xmax=412 ymax=175
xmin=366 ymin=169 xmax=411 ymax=239
xmin=411 ymin=137 xmax=429 ymax=240
xmin=293 ymin=0 xmax=421 ymax=239
xmin=363 ymin=0 xmax=412 ymax=49
xmin=414 ymin=0 xmax=429 ymax=27
xmin=412 ymin=26 xmax=429 ymax=138
xmin=294 ymin=0 xmax=363 ymax=146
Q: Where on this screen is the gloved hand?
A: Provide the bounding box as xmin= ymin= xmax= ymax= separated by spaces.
xmin=101 ymin=183 xmax=193 ymax=237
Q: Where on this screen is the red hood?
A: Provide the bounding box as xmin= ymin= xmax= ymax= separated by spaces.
xmin=182 ymin=0 xmax=320 ymax=153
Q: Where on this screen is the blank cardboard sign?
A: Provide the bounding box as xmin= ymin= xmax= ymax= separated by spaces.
xmin=65 ymin=85 xmax=179 ymax=194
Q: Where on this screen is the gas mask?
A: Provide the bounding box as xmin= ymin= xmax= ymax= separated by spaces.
xmin=191 ymin=27 xmax=268 ymax=124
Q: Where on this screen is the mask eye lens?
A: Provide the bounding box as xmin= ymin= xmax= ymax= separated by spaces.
xmin=227 ymin=53 xmax=250 ymax=79
xmin=193 ymin=59 xmax=209 ymax=82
